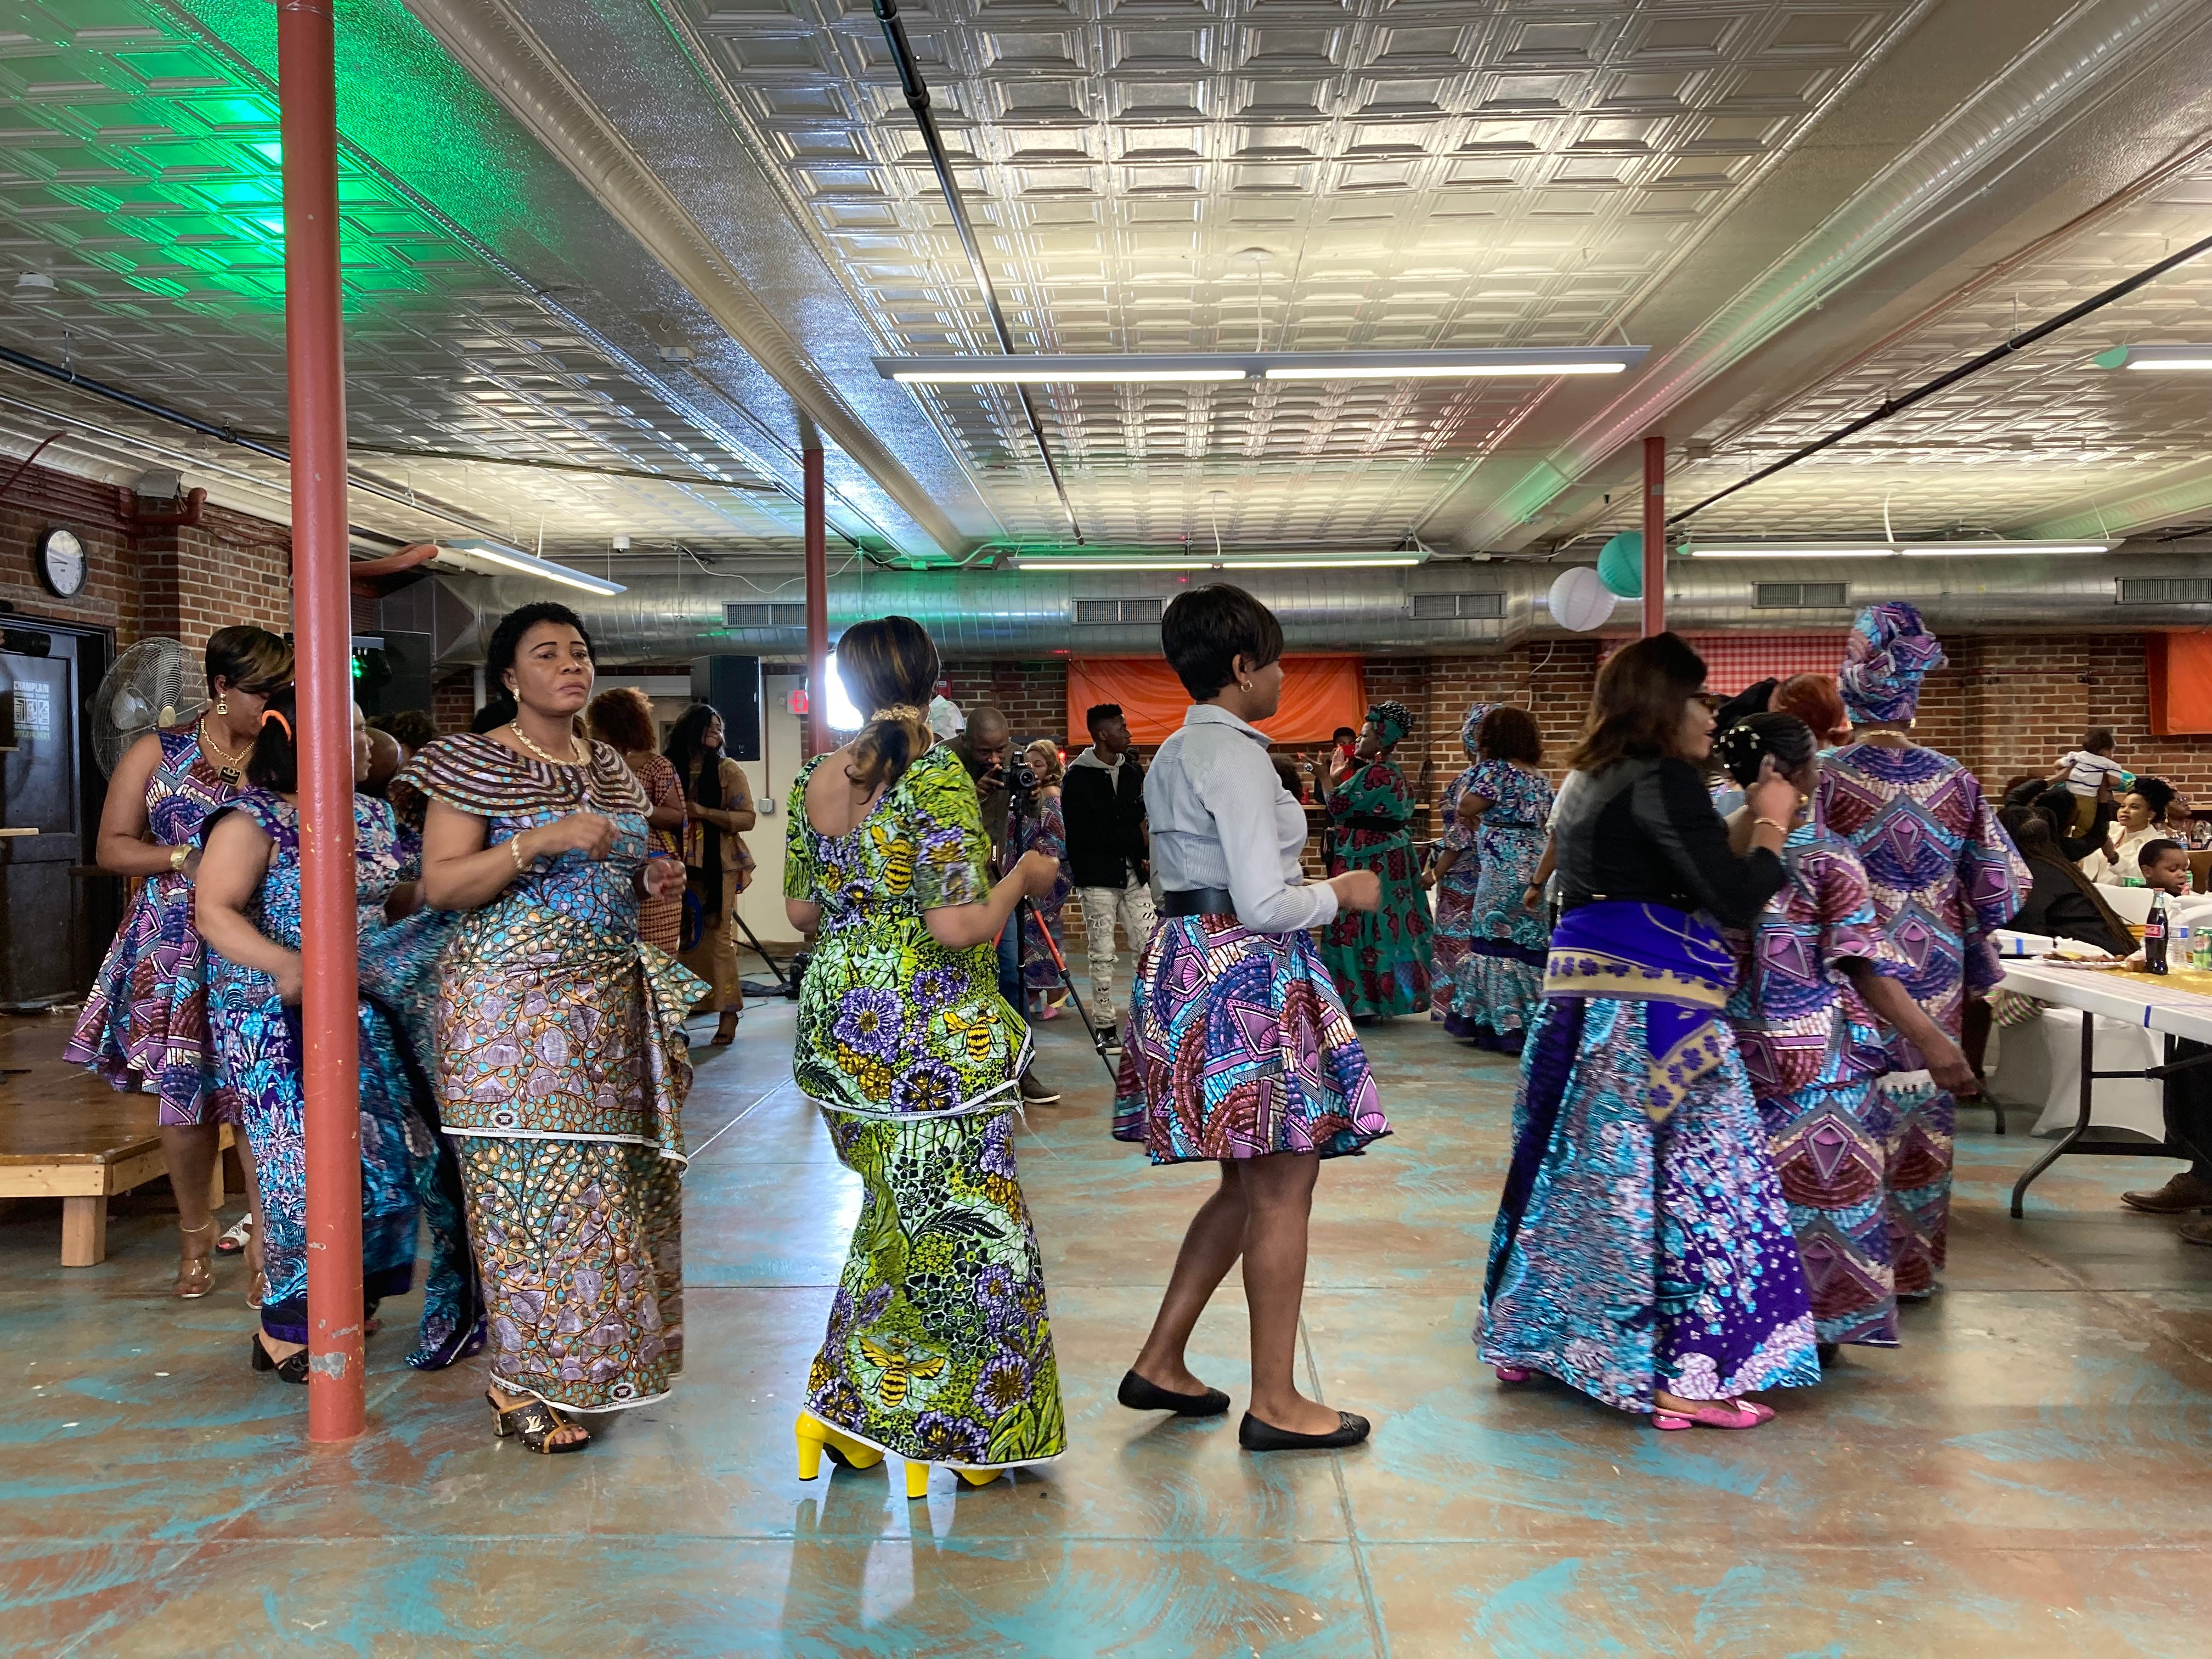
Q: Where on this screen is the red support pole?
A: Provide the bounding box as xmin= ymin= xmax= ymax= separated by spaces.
xmin=804 ymin=447 xmax=830 ymax=758
xmin=278 ymin=0 xmax=364 ymax=1443
xmin=1640 ymin=433 xmax=1666 ymax=638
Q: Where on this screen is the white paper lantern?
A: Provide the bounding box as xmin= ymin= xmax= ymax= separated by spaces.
xmin=1548 ymin=566 xmax=1617 ymax=633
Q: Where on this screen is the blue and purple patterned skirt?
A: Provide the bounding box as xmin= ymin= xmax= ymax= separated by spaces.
xmin=1478 ymin=993 xmax=1820 ymax=1412
xmin=1112 ymin=914 xmax=1390 ymax=1165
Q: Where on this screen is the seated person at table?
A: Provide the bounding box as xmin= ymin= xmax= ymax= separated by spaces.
xmin=2000 ymin=806 xmax=2134 ymax=957
xmin=2114 ymin=837 xmax=2212 ymax=1242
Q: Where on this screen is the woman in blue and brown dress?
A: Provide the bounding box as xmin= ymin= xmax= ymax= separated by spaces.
xmin=786 ymin=616 xmax=1067 ymax=1497
xmin=399 ymin=601 xmax=700 ymax=1454
xmin=1321 ymin=699 xmax=1433 ymax=1020
xmin=67 ymin=625 xmax=291 ymax=1299
xmin=196 ymin=693 xmax=429 ymax=1383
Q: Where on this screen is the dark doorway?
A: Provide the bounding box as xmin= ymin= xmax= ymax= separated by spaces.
xmin=1 ymin=618 xmax=114 ymax=1008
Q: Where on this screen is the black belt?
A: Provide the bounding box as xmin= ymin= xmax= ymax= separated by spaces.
xmin=1341 ymin=814 xmax=1405 ymax=833
xmin=1162 ymin=887 xmax=1235 ymax=917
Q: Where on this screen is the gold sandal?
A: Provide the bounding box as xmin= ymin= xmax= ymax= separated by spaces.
xmin=487 ymin=1390 xmax=590 ymax=1454
xmin=174 ymin=1221 xmax=215 ymax=1300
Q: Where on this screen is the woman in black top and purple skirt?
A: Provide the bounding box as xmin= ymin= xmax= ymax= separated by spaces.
xmin=1477 ymin=634 xmax=1822 ymax=1431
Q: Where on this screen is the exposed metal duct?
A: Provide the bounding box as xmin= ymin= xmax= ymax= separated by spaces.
xmin=428 ymin=552 xmax=2212 ymax=664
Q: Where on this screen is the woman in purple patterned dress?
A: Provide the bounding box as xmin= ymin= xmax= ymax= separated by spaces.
xmin=1444 ymin=708 xmax=1556 ymax=1053
xmin=1716 ymin=713 xmax=1979 ymax=1358
xmin=1424 ymin=702 xmax=1494 ymax=1020
xmin=1812 ymin=605 xmax=2028 ymax=1299
xmin=66 ymin=625 xmax=291 ymax=1299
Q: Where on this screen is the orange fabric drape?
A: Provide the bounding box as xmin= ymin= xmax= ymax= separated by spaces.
xmin=2148 ymin=633 xmax=2212 ymax=735
xmin=1065 ymin=656 xmax=1365 ymax=746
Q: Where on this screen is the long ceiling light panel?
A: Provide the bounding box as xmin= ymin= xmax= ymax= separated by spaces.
xmin=1008 ymin=551 xmax=1424 ymax=571
xmin=874 ymin=348 xmax=1647 ymax=386
xmin=433 ymin=539 xmax=627 ymax=595
xmin=1683 ymin=539 xmax=2114 ymax=558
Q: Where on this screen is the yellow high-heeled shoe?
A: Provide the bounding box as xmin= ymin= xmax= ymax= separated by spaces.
xmin=904 ymin=1458 xmax=930 ymax=1499
xmin=794 ymin=1412 xmax=884 ymax=1481
xmin=955 ymin=1466 xmax=1002 ymax=1488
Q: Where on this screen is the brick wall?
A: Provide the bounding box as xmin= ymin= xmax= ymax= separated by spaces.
xmin=940 ymin=659 xmax=1069 ymax=744
xmin=432 ymin=668 xmax=476 ymax=735
xmin=0 ymin=458 xmax=291 ymax=656
xmin=0 ymin=461 xmax=140 ymax=642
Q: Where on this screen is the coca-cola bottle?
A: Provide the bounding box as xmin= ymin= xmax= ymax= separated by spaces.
xmin=2144 ymin=892 xmax=2169 ymax=975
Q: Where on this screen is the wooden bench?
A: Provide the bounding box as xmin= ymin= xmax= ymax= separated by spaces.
xmin=1 ymin=1014 xmax=233 ymax=1266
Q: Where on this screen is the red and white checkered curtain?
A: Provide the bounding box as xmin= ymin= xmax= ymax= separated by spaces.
xmin=1601 ymin=634 xmax=1851 ymax=696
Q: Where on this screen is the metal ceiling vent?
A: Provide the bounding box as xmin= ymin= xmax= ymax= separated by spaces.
xmin=1408 ymin=591 xmax=1506 ymax=620
xmin=1752 ymin=581 xmax=1850 ymax=610
xmin=723 ymin=601 xmax=809 ymax=628
xmin=1074 ymin=597 xmax=1163 ymax=625
xmin=2117 ymin=577 xmax=2212 ymax=606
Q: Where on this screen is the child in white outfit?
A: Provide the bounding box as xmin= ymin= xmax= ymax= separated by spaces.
xmin=2050 ymin=726 xmax=2129 ymax=836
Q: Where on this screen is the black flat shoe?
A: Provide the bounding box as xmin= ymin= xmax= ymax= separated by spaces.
xmin=1117 ymin=1369 xmax=1231 ymax=1418
xmin=1816 ymin=1342 xmax=1840 ymax=1368
xmin=1238 ymin=1410 xmax=1370 ymax=1452
xmin=249 ymin=1334 xmax=308 ymax=1385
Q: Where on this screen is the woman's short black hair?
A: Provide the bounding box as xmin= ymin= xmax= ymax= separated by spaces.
xmin=204 ymin=625 xmax=292 ymax=698
xmin=245 ymin=684 xmax=302 ymax=794
xmin=2129 ymin=776 xmax=2177 ymax=817
xmin=370 ymin=709 xmax=437 ymax=752
xmin=1160 ymin=584 xmax=1284 ymax=701
xmin=1476 ymin=706 xmax=1543 ymax=767
xmin=1714 ymin=711 xmax=1818 ymax=788
xmin=486 ymin=601 xmax=592 ymax=695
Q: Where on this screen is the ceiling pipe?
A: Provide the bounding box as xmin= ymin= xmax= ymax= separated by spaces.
xmin=870 ymin=0 xmax=1083 ymax=545
xmin=1670 ymin=225 xmax=2212 ymax=527
xmin=426 ymin=551 xmax=2212 ymax=664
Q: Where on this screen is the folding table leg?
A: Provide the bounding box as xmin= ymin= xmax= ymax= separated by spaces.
xmin=2012 ymin=1008 xmax=2096 ymax=1218
xmin=61 ymin=1196 xmax=108 ymax=1267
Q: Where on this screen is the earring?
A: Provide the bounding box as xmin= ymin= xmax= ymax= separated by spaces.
xmin=216 ymin=699 xmax=228 ymax=716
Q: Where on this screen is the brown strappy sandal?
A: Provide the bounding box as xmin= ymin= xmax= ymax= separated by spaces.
xmin=487 ymin=1390 xmax=590 ymax=1454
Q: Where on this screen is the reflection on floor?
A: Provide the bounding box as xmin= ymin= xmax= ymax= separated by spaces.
xmin=3 ymin=1001 xmax=2211 ymax=1656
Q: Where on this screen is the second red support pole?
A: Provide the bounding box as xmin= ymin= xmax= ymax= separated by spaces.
xmin=1640 ymin=434 xmax=1666 ymax=639
xmin=278 ymin=0 xmax=365 ymax=1444
xmin=804 ymin=447 xmax=830 ymax=758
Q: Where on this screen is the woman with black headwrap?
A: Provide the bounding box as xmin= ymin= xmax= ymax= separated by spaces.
xmin=1321 ymin=699 xmax=1434 ymax=1020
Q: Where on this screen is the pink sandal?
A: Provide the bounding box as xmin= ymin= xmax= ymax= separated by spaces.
xmin=1651 ymin=1398 xmax=1767 ymax=1431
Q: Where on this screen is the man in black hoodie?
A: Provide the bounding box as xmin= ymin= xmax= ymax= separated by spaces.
xmin=1063 ymin=703 xmax=1154 ymax=1045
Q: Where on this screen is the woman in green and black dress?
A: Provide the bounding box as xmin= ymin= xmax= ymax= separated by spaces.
xmin=1321 ymin=700 xmax=1434 ymax=1019
xmin=785 ymin=616 xmax=1066 ymax=1497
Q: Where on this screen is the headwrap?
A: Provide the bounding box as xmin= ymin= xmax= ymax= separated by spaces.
xmin=1459 ymin=701 xmax=1498 ymax=763
xmin=1839 ymin=602 xmax=1945 ymax=724
xmin=1367 ymin=701 xmax=1414 ymax=749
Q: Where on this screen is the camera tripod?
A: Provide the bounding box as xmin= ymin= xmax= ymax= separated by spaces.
xmin=1018 ymin=896 xmax=1120 ymax=1080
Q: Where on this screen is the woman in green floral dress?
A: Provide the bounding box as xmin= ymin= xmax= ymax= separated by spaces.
xmin=785 ymin=616 xmax=1068 ymax=1496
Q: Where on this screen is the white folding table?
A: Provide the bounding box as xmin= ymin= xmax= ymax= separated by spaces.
xmin=1995 ymin=930 xmax=2212 ymax=1216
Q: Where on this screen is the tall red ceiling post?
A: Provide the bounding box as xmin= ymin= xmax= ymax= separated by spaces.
xmin=804 ymin=445 xmax=831 ymax=758
xmin=1641 ymin=433 xmax=1667 ymax=638
xmin=278 ymin=0 xmax=365 ymax=1442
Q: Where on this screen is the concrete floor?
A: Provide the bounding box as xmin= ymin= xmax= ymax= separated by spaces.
xmin=4 ymin=998 xmax=2211 ymax=1656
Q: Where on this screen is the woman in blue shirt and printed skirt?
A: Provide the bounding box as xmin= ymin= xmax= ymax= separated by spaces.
xmin=1111 ymin=584 xmax=1390 ymax=1452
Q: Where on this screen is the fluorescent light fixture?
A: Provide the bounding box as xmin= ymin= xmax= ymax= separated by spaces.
xmin=874 ymin=346 xmax=1646 ymax=386
xmin=1684 ymin=544 xmax=1897 ymax=559
xmin=1262 ymin=349 xmax=1639 ymax=380
xmin=1894 ymin=540 xmax=2112 ymax=556
xmin=439 ymin=539 xmax=626 ymax=595
xmin=822 ymin=648 xmax=862 ymax=732
xmin=1009 ymin=552 xmax=1423 ymax=571
xmin=1684 ymin=539 xmax=2113 ymax=559
xmin=2099 ymin=345 xmax=2212 ymax=371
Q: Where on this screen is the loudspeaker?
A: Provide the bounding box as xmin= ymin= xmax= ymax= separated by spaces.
xmin=691 ymin=655 xmax=763 ymax=762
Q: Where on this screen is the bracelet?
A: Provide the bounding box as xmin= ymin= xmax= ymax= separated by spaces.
xmin=1752 ymin=816 xmax=1791 ymax=834
xmin=508 ymin=835 xmax=529 ymax=873
xmin=169 ymin=845 xmax=190 ymax=872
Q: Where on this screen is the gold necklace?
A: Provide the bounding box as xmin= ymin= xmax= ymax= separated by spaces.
xmin=507 ymin=720 xmax=585 ymax=767
xmin=198 ymin=718 xmax=249 ymax=782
